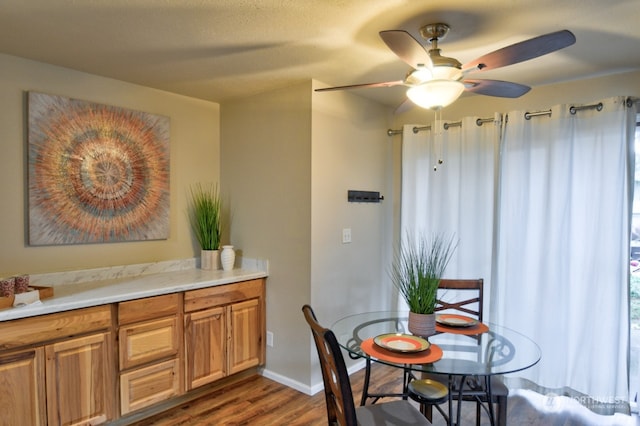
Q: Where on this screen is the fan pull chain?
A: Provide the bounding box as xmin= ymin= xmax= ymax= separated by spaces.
xmin=433 ymin=109 xmax=444 ymax=171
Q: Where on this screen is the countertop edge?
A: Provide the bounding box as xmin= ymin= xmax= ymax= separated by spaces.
xmin=0 ymin=268 xmax=268 ymax=322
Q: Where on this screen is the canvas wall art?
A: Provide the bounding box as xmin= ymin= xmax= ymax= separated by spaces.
xmin=28 ymin=92 xmax=170 ymax=245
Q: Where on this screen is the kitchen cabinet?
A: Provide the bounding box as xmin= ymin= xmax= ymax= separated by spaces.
xmin=0 ymin=275 xmax=266 ymax=424
xmin=45 ymin=332 xmax=114 ymax=426
xmin=0 ymin=305 xmax=114 ymax=426
xmin=184 ymin=279 xmax=265 ymax=390
xmin=184 ymin=306 xmax=226 ymax=389
xmin=118 ymin=293 xmax=182 ymax=415
xmin=0 ymin=347 xmax=46 ymax=426
xmin=228 ymin=298 xmax=261 ymax=375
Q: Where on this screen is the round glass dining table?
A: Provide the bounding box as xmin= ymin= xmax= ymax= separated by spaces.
xmin=331 ymin=311 xmax=541 ymax=425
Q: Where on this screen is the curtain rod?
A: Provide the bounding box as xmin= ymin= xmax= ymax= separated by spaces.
xmin=525 ymin=101 xmax=606 ymax=120
xmin=386 ymin=116 xmax=495 ymax=136
xmin=388 ymin=99 xmax=638 ymax=135
xmin=524 ymin=109 xmax=551 ymax=119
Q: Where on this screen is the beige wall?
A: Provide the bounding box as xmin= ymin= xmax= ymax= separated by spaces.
xmin=0 ymin=53 xmax=220 ymax=276
xmin=221 ymin=81 xmax=395 ymax=391
xmin=310 ymin=83 xmax=397 ymax=322
xmin=311 ymin=81 xmax=395 ymax=385
xmin=221 ymin=82 xmax=314 ymax=388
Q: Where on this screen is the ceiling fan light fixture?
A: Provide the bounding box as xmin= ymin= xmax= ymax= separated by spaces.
xmin=407 ymin=68 xmax=433 ymax=85
xmin=431 ymin=65 xmax=463 ymax=81
xmin=406 ymin=79 xmax=465 ymax=110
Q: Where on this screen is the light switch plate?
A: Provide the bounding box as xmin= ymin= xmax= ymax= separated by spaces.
xmin=342 ymin=228 xmax=352 ymax=244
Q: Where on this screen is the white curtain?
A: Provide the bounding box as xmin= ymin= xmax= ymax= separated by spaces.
xmin=492 ymin=97 xmax=635 ymax=415
xmin=400 ymin=115 xmax=500 ymax=289
xmin=400 ymin=97 xmax=636 ymax=415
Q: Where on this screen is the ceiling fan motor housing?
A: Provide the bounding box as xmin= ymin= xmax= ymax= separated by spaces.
xmin=420 ymin=23 xmax=463 ymax=80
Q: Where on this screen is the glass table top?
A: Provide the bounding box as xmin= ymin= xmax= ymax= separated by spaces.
xmin=331 ymin=311 xmax=541 ymax=377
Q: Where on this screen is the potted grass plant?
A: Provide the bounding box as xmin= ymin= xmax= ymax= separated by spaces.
xmin=390 ymin=232 xmax=457 ymax=337
xmin=188 ymin=183 xmax=222 ymax=270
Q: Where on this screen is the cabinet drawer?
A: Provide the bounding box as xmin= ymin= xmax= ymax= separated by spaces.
xmin=118 ymin=293 xmax=180 ymax=325
xmin=120 ymin=358 xmax=180 ymax=415
xmin=119 ymin=317 xmax=179 ymax=370
xmin=0 ymin=305 xmax=112 ymax=351
xmin=184 ymin=279 xmax=264 ymax=313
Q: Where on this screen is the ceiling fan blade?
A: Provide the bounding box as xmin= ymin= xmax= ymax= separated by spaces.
xmin=315 ymin=80 xmax=404 ymax=92
xmin=463 ymin=30 xmax=576 ymax=72
xmin=379 ymin=30 xmax=432 ymax=69
xmin=463 ymin=79 xmax=531 ymax=98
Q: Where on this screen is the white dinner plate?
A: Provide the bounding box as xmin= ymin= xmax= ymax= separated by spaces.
xmin=436 ymin=314 xmax=479 ymax=328
xmin=373 ymin=333 xmax=430 ymax=353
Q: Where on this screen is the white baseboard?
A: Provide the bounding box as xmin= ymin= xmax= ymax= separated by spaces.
xmin=259 ymin=359 xmax=366 ymax=396
xmin=259 ymin=368 xmax=316 ymax=395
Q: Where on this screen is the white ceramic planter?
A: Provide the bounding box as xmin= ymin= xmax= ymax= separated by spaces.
xmin=201 ymin=249 xmax=219 ymax=270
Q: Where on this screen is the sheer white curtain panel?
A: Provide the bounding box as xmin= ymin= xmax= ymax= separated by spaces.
xmin=399 ymin=115 xmax=500 ymax=307
xmin=492 ymin=96 xmax=635 ymax=415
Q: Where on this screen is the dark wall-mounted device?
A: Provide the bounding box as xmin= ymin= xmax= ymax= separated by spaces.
xmin=348 ymin=190 xmax=384 ymax=203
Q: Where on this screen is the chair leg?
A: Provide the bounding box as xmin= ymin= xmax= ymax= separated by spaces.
xmin=423 ymin=404 xmax=433 ymax=422
xmin=497 ymin=395 xmax=507 ymax=426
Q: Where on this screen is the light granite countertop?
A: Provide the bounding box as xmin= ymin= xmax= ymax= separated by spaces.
xmin=0 ymin=258 xmax=268 ymax=322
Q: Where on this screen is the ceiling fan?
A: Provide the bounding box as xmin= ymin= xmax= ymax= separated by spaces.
xmin=316 ymin=23 xmax=576 ymax=110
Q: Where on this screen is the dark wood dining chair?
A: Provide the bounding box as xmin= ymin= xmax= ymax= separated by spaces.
xmin=426 ymin=278 xmax=509 ymax=426
xmin=302 ymin=305 xmax=432 ymax=425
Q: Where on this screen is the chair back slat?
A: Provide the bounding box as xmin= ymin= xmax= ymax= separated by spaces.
xmin=436 ymin=278 xmax=484 ymax=321
xmin=302 ymin=305 xmax=358 ymax=426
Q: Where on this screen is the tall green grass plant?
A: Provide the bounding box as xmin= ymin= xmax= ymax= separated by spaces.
xmin=391 ymin=233 xmax=457 ymax=314
xmin=188 ymin=183 xmax=222 ymax=251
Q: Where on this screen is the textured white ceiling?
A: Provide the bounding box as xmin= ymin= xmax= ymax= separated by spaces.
xmin=0 ymin=0 xmax=639 ymax=108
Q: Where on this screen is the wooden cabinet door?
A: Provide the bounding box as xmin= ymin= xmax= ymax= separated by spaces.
xmin=228 ymin=298 xmax=262 ymax=375
xmin=184 ymin=306 xmax=226 ymax=390
xmin=0 ymin=347 xmax=46 ymax=426
xmin=46 ymin=332 xmax=114 ymax=426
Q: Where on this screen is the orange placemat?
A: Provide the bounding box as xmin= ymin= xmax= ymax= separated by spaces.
xmin=435 ymin=314 xmax=489 ymax=335
xmin=361 ymin=338 xmax=442 ymax=364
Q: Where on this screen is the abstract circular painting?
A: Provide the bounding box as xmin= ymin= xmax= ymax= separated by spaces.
xmin=28 ymin=92 xmax=170 ymax=245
